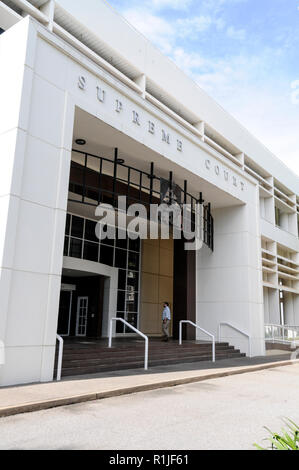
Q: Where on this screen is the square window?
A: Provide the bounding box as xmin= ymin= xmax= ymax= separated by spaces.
xmin=116 ymin=230 xmax=127 ymax=249
xmin=117 ymin=291 xmax=126 ymax=311
xmin=128 ymin=252 xmax=139 ymax=270
xmin=126 ymin=291 xmax=139 ymax=312
xmin=116 ymin=312 xmax=125 ymax=333
xmin=129 ymin=237 xmax=140 ymax=252
xmin=127 ymin=271 xmax=139 ymax=292
xmin=83 ymin=241 xmax=99 ymax=262
xmin=118 ymin=269 xmax=127 ymax=290
xmin=65 ymin=214 xmax=71 ymax=236
xmin=85 ymin=219 xmax=98 ymax=242
xmin=99 ymin=224 xmax=115 ymax=246
xmin=69 ymin=238 xmax=82 ymax=258
xmin=63 ymin=236 xmax=69 ymax=256
xmin=115 ymin=248 xmax=127 ymax=269
xmin=71 ymin=216 xmax=84 ymax=238
xmin=100 ymin=245 xmax=114 ymax=266
xmin=125 ymin=312 xmax=138 ymax=331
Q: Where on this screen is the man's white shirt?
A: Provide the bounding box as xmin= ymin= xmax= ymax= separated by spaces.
xmin=162 ymin=306 xmax=171 ymax=320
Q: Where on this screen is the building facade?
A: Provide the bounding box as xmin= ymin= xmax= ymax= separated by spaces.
xmin=0 ymin=0 xmax=298 ymax=386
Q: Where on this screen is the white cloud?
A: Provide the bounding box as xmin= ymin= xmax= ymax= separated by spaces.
xmin=176 ymin=16 xmax=213 ymax=38
xmin=172 ymin=48 xmax=207 ymax=73
xmin=202 ymin=0 xmax=248 ymax=11
xmin=227 ymin=87 xmax=299 ymax=177
xmin=123 ymin=9 xmax=175 ymax=53
xmin=175 ymin=15 xmax=226 ymax=38
xmin=166 ymin=47 xmax=299 ymax=176
xmin=226 ymin=26 xmax=246 ymax=40
xmin=149 ymin=0 xmax=193 ymax=10
xmin=115 ymin=0 xmax=298 ymax=176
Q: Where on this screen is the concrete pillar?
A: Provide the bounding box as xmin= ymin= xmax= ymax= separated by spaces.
xmin=196 ymin=191 xmax=265 ymax=357
xmin=268 ymin=289 xmax=281 ymax=324
xmin=40 ymin=0 xmax=55 ymax=32
xmin=0 ymin=19 xmax=73 ymax=386
xmin=284 ymin=292 xmax=295 ymax=325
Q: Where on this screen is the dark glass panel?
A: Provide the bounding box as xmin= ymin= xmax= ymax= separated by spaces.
xmin=71 ymin=215 xmax=84 ymax=238
xmin=100 ymin=245 xmax=114 ymax=266
xmin=117 ymin=291 xmax=126 ymax=311
xmin=129 ymin=237 xmax=140 ymax=253
xmin=128 ymin=251 xmax=139 ymax=270
xmin=63 ymin=236 xmax=69 ymax=256
xmin=99 ymin=224 xmax=115 ymax=247
xmin=125 ymin=312 xmax=138 ymax=331
xmin=126 ymin=271 xmax=139 ymax=292
xmin=83 ymin=241 xmax=98 ymax=262
xmin=116 ymin=312 xmax=125 ymax=333
xmin=84 ymin=219 xmax=98 ymax=242
xmin=116 ymin=230 xmax=127 ymax=249
xmin=126 ymin=291 xmax=139 ymax=313
xmin=65 ymin=214 xmax=71 ymax=236
xmin=114 ymin=248 xmax=127 ymax=269
xmin=118 ymin=269 xmax=127 ymax=290
xmin=57 ymin=291 xmax=72 ymax=336
xmin=69 ymin=238 xmax=82 ymax=258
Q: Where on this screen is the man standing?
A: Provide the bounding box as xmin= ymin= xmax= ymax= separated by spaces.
xmin=162 ymin=302 xmax=171 ymax=342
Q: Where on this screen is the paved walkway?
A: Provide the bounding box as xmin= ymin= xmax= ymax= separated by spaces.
xmin=1 ymin=362 xmax=299 ymax=450
xmin=0 ymin=350 xmax=296 ymax=418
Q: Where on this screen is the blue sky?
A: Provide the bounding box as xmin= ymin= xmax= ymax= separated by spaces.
xmin=58 ymin=0 xmax=299 ymax=176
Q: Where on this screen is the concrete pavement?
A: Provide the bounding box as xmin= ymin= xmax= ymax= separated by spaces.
xmin=0 ymin=350 xmax=297 ymax=418
xmin=0 ymin=362 xmax=299 ymax=450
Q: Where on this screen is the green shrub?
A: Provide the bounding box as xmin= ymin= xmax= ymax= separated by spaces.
xmin=255 ymin=419 xmax=299 ymax=450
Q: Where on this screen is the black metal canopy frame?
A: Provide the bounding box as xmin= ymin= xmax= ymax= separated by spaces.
xmin=69 ymin=148 xmax=214 ymax=251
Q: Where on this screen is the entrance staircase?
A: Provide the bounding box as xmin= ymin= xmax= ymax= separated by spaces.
xmin=55 ymin=338 xmax=246 ymax=378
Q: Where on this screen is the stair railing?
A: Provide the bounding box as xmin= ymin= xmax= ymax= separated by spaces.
xmin=56 ymin=334 xmax=64 ymax=381
xmin=218 ymin=322 xmax=251 ymax=357
xmin=108 ymin=318 xmax=149 ymax=370
xmin=265 ymin=324 xmax=299 ymax=345
xmin=179 ymin=320 xmax=215 ymax=362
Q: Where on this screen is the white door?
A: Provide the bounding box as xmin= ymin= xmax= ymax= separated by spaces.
xmin=76 ymin=297 xmax=89 ymax=337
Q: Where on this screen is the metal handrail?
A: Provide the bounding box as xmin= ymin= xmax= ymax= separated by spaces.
xmin=264 ymin=324 xmax=299 ymax=344
xmin=179 ymin=320 xmax=215 ymax=362
xmin=108 ymin=318 xmax=148 ymax=370
xmin=56 ymin=334 xmax=64 ymax=381
xmin=218 ymin=322 xmax=251 ymax=357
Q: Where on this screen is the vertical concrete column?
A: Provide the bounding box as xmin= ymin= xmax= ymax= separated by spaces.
xmin=134 ymin=74 xmax=146 ymax=99
xmin=0 ymin=18 xmax=74 ymax=386
xmin=40 ymin=0 xmax=55 ymax=32
xmin=173 ymin=239 xmax=196 ymax=340
xmin=294 ymin=295 xmax=299 ymax=325
xmin=284 ymin=292 xmax=295 ymax=325
xmin=268 ymin=289 xmax=281 ymax=324
xmin=263 ymin=287 xmax=270 ymax=323
xmin=196 ymin=184 xmax=265 ymax=356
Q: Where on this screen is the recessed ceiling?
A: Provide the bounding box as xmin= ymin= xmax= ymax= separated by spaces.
xmin=72 ymin=107 xmax=243 ymax=209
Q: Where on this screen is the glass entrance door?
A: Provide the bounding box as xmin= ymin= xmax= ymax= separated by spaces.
xmin=76 ymin=296 xmax=89 ymax=337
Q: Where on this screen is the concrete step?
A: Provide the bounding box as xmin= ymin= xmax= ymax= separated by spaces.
xmin=61 ymin=348 xmax=240 ymax=366
xmin=60 ymin=345 xmax=235 ymax=361
xmin=60 ymin=342 xmax=231 ymax=351
xmin=59 ymin=352 xmax=246 ymax=377
xmin=55 ymin=339 xmax=246 ymax=378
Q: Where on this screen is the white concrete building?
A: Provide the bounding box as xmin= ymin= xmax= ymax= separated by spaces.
xmin=0 ymin=0 xmax=298 ymax=386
